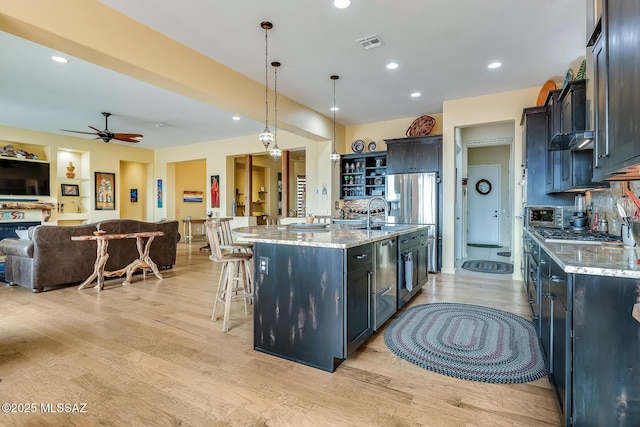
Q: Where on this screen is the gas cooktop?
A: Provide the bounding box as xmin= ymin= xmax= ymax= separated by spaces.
xmin=532 ymin=227 xmax=623 ymax=245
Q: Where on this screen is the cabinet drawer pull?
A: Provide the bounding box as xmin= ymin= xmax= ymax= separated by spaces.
xmin=539 ymin=259 xmax=547 ymax=265
xmin=551 ymin=275 xmax=565 ymax=282
xmin=400 ymin=239 xmax=409 ymax=244
xmin=355 ymin=254 xmax=368 ymax=260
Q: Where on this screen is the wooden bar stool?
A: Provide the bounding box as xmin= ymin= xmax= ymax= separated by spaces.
xmin=217 ymin=217 xmax=253 ymax=254
xmin=314 ymin=215 xmax=332 ymax=224
xmin=205 ymin=220 xmax=253 ymax=333
xmin=265 ymin=216 xmax=281 ymax=225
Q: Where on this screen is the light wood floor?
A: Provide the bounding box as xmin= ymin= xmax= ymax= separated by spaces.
xmin=0 ymin=242 xmax=561 ymax=426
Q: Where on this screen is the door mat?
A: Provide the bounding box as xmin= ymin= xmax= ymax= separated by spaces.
xmin=467 ymin=243 xmax=502 ymax=248
xmin=496 ymin=251 xmax=511 ymax=257
xmin=384 ymin=302 xmax=547 ymax=383
xmin=461 ymin=260 xmax=513 ymax=274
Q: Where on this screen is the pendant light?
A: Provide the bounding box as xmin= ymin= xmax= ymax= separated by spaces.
xmin=270 ymin=61 xmax=282 ymax=161
xmin=329 ymin=75 xmax=341 ymax=166
xmin=258 ymin=21 xmax=274 ymax=150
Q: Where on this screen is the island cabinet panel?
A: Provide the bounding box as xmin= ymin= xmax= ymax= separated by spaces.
xmin=252 ymin=243 xmax=345 ymax=372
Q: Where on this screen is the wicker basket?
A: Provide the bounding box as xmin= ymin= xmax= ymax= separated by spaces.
xmin=406 ymin=115 xmax=436 ymax=137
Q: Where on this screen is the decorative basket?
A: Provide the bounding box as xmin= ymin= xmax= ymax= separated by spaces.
xmin=406 ymin=115 xmax=436 ymax=137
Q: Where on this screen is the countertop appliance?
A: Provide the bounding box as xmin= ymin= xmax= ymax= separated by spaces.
xmin=386 ymin=172 xmax=440 ymax=272
xmin=526 ymin=205 xmax=576 ymax=229
xmin=531 ymin=227 xmax=622 ymax=245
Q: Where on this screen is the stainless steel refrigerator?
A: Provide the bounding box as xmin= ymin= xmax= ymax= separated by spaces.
xmin=386 ymin=172 xmax=440 ymax=272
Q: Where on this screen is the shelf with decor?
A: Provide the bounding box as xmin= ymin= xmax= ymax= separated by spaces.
xmin=56 ymin=149 xmax=91 ymax=221
xmin=340 ymin=152 xmax=386 ymax=199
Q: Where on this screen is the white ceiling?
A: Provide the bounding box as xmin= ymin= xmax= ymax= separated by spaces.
xmin=0 ymin=0 xmax=588 ymax=149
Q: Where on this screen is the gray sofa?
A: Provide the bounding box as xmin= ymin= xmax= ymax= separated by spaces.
xmin=0 ymin=219 xmax=180 ymax=292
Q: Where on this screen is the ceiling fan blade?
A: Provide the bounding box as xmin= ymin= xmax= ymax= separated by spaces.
xmin=60 ymin=129 xmax=99 ymax=135
xmin=113 ymin=136 xmax=141 ymax=143
xmin=88 ymin=126 xmax=102 ymax=132
xmin=113 ymin=133 xmax=143 ymax=139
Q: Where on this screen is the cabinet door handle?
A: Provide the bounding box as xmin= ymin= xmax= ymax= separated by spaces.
xmin=381 ymin=240 xmax=395 ymax=247
xmin=367 ymin=271 xmax=374 ymax=328
xmin=401 ymin=239 xmax=409 ymax=244
xmin=355 ymin=254 xmax=368 ymax=260
xmin=551 ymin=275 xmax=565 ymax=283
xmin=539 ymin=259 xmax=547 ymax=265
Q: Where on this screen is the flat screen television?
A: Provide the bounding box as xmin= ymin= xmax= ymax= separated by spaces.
xmin=0 ymin=158 xmax=51 ymax=196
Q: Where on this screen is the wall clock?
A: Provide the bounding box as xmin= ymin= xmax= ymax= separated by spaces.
xmin=476 ymin=179 xmax=492 ymax=195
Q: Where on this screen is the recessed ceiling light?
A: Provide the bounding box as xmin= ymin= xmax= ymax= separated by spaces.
xmin=331 ymin=107 xmax=339 ymax=111
xmin=386 ymin=62 xmax=399 ymax=70
xmin=334 ymin=0 xmax=351 ymax=9
xmin=488 ymin=62 xmax=502 ymax=69
xmin=51 ymin=56 xmax=68 ymax=63
xmin=410 ymin=92 xmax=421 ymax=98
xmin=232 ymin=116 xmax=241 ymax=121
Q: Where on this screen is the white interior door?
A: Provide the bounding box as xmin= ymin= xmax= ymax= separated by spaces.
xmin=467 ymin=164 xmax=501 ymax=245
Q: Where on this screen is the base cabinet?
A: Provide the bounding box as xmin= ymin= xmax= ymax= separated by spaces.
xmin=537 ymin=243 xmax=640 ymax=426
xmin=397 ymin=229 xmax=429 ymax=309
xmin=345 ymin=244 xmax=373 ymax=356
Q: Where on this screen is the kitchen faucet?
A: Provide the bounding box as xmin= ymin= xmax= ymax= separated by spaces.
xmin=367 ymin=196 xmax=388 ymax=230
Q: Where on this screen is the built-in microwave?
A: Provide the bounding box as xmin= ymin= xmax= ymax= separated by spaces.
xmin=526 ymin=206 xmax=576 ymax=228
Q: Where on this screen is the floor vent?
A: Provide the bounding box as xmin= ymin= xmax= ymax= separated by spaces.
xmin=356 ymin=34 xmax=382 ymax=50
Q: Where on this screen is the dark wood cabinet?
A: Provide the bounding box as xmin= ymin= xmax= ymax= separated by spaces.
xmin=521 ymin=107 xmax=573 ymax=205
xmin=592 ymin=0 xmax=640 ymax=180
xmin=384 ymin=135 xmax=441 ymax=174
xmin=340 ymin=152 xmax=386 ymax=199
xmin=545 ymin=80 xmax=608 ymax=192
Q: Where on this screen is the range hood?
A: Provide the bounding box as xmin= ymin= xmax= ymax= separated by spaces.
xmin=548 ymin=131 xmax=594 ymax=151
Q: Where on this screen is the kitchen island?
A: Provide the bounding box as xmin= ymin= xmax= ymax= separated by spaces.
xmin=525 ymin=228 xmax=640 ymax=425
xmin=235 ymin=223 xmax=431 ymax=372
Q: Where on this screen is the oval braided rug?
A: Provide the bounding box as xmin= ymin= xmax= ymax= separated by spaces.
xmin=384 ymin=303 xmax=546 ymax=384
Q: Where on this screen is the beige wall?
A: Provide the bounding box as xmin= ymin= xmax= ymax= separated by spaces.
xmin=119 ymin=161 xmax=149 ymax=220
xmin=174 ymin=159 xmax=207 ymax=220
xmin=345 ymin=114 xmax=444 ymax=153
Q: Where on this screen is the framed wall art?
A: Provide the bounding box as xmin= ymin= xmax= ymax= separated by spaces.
xmin=130 ymin=188 xmax=138 ymax=203
xmin=183 ymin=190 xmax=203 ymax=203
xmin=211 ymin=175 xmax=220 ymax=208
xmin=95 ymin=172 xmax=116 ymax=210
xmin=61 ymin=183 xmax=80 ymax=196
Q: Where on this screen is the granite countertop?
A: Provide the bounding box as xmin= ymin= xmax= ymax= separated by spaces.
xmin=526 ymin=228 xmax=640 ymax=279
xmin=234 ymin=223 xmax=431 ymax=249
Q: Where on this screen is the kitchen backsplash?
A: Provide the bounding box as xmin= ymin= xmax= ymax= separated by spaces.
xmin=588 ymin=181 xmax=640 ymax=234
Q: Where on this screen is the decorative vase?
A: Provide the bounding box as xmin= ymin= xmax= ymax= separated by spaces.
xmin=65 ymin=161 xmax=76 ymax=179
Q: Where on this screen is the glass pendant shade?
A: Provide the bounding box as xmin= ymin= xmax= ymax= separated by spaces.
xmin=330 ymin=150 xmax=341 ymax=164
xmin=259 ymin=129 xmax=274 ymax=149
xmin=270 ymin=145 xmax=282 ymax=160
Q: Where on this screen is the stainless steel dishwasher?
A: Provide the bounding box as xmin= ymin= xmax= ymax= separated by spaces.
xmin=373 ymin=237 xmax=397 ymax=330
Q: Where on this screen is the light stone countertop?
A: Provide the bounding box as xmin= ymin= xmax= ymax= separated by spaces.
xmin=526 ymin=228 xmax=640 ymax=279
xmin=234 ymin=223 xmax=431 ymax=249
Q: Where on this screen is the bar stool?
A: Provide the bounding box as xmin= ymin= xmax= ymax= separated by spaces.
xmin=314 ymin=215 xmax=332 ymax=224
xmin=217 ymin=218 xmax=253 ymax=254
xmin=205 ymin=220 xmax=253 ymax=333
xmin=265 ymin=216 xmax=281 ymax=225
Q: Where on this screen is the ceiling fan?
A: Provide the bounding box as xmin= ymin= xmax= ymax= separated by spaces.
xmin=60 ymin=112 xmax=143 ymax=143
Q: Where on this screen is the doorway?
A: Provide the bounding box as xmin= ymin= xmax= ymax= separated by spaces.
xmin=454 ymin=122 xmax=514 ymax=273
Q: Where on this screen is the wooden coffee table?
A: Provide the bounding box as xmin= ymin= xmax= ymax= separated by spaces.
xmin=72 ymin=231 xmax=164 ymax=291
